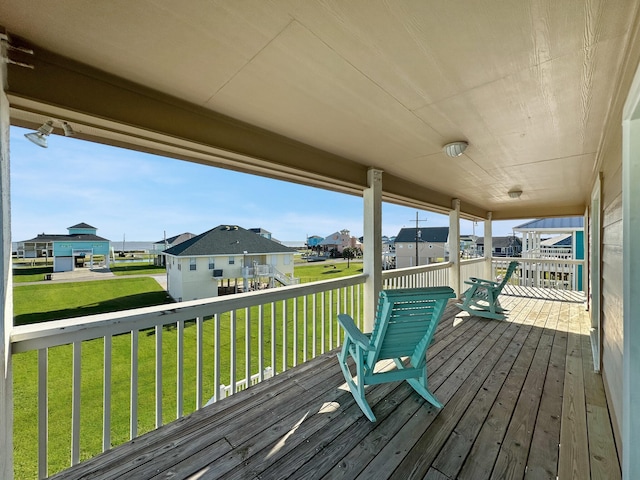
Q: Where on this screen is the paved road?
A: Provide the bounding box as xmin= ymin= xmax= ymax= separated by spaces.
xmin=15 ymin=267 xmax=168 ymax=290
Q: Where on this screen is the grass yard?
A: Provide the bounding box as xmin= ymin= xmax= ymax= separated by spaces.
xmin=295 ymin=260 xmax=363 ymax=283
xmin=110 ymin=262 xmax=166 ymax=276
xmin=12 ymin=272 xmax=360 ymax=478
xmin=13 ymin=277 xmax=172 ymax=326
xmin=12 ymin=265 xmax=54 ymax=283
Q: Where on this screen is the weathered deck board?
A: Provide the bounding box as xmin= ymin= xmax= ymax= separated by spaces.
xmin=49 ymin=292 xmax=619 ymax=480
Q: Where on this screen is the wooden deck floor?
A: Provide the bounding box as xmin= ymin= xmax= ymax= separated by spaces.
xmin=50 ymin=293 xmax=619 ymax=479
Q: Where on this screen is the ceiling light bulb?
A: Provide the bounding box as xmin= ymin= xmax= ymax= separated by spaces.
xmin=24 ymin=120 xmax=54 ymax=148
xmin=508 ymin=190 xmax=523 ymax=199
xmin=443 ymin=141 xmax=468 ymax=157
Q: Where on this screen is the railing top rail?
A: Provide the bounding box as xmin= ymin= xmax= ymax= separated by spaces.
xmin=491 ymin=256 xmax=584 ymax=265
xmin=460 ymin=257 xmax=485 ymax=265
xmin=382 ymin=261 xmax=452 ymax=280
xmin=11 ymin=273 xmax=367 ymax=353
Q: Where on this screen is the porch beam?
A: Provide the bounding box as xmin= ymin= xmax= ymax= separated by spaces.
xmin=363 ymin=168 xmax=382 ymax=333
xmin=5 ymin=39 xmax=488 ymax=219
xmin=0 ymin=39 xmax=14 ymax=480
xmin=484 ymin=212 xmax=493 ymax=280
xmin=449 ymin=199 xmax=461 ymax=296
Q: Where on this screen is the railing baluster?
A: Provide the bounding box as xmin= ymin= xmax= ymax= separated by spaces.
xmin=103 ymin=335 xmax=112 ymax=450
xmin=303 ymin=295 xmax=308 ymax=363
xmin=282 ymin=300 xmax=288 ymax=372
xmin=245 ymin=308 xmax=251 ymax=389
xmin=329 ymin=290 xmax=333 ymax=349
xmin=270 ymin=303 xmax=276 ymax=374
xmin=293 ymin=298 xmax=298 ymax=367
xmin=312 ymin=294 xmax=317 ymax=358
xmin=258 ymin=305 xmax=265 ymax=382
xmin=196 ymin=316 xmax=203 ymax=409
xmin=154 ymin=326 xmax=162 ymax=427
xmin=176 ymin=320 xmax=183 ymax=418
xmin=213 ymin=313 xmax=221 ymax=403
xmin=230 ymin=310 xmax=236 ymax=394
xmin=130 ymin=330 xmax=138 ymax=439
xmin=38 ymin=348 xmax=47 ymax=480
xmin=71 ymin=341 xmax=81 ymax=465
xmin=321 ymin=291 xmax=326 ymax=353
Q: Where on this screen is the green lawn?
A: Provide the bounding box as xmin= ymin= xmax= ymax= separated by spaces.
xmin=12 ymin=265 xmax=54 ymax=283
xmin=13 ymin=277 xmax=172 ymax=326
xmin=12 ymin=269 xmax=359 ymax=478
xmin=110 ymin=262 xmax=166 ymax=276
xmin=295 ymin=260 xmax=363 ymax=283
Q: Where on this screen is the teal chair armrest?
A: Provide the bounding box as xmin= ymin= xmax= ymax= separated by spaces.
xmin=466 ymin=277 xmax=499 ymax=287
xmin=337 ymin=314 xmax=373 ymax=351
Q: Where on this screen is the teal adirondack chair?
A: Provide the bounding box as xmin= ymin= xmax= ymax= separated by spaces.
xmin=337 ymin=286 xmax=455 ymax=422
xmin=456 ymin=260 xmax=519 ymax=320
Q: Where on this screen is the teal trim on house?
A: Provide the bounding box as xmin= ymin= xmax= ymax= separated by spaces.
xmin=53 ymin=240 xmax=110 ymax=256
xmin=576 ymin=230 xmax=584 ymax=290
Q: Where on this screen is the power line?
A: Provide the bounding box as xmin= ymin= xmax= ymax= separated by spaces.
xmin=411 ymin=212 xmax=429 ymax=266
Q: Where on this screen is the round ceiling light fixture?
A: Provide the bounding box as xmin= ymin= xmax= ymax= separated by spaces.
xmin=443 ymin=141 xmax=468 ymax=157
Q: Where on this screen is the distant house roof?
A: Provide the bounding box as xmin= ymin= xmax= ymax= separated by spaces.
xmin=541 ymin=234 xmax=573 ymax=247
xmin=319 ymin=230 xmax=351 ymax=246
xmin=514 ymin=217 xmax=584 ymax=231
xmin=163 ymin=225 xmax=295 ymax=256
xmin=395 ymin=227 xmax=449 ymax=243
xmin=476 ymin=236 xmax=522 ymax=248
xmin=23 ymin=233 xmax=109 ymax=242
xmin=69 ymin=222 xmax=96 ymax=230
xmin=154 ymin=233 xmax=196 ymax=245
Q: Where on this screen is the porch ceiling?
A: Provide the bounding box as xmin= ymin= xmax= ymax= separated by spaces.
xmin=1 ymin=1 xmax=639 ymax=219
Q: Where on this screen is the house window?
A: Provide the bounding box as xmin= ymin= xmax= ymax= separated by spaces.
xmin=229 ymin=257 xmax=235 ymax=265
xmin=208 ymin=257 xmax=215 ymax=270
xmin=178 ymin=263 xmax=181 ymax=271
xmin=284 ymin=255 xmax=290 ymax=265
xmin=190 ymin=257 xmax=196 ymax=271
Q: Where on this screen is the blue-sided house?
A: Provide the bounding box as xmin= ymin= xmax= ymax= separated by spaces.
xmin=18 ymin=223 xmax=111 ymax=272
xmin=514 ymin=217 xmax=585 ymax=290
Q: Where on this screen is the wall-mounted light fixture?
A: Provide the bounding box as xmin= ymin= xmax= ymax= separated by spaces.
xmin=24 ymin=121 xmax=54 ymax=148
xmin=24 ymin=119 xmax=77 ymax=147
xmin=508 ymin=189 xmax=523 ymax=199
xmin=61 ymin=121 xmax=75 ymax=137
xmin=443 ymin=141 xmax=469 ymax=157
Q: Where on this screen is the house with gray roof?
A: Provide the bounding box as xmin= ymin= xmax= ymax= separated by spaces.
xmin=394 ymin=226 xmax=450 ymax=268
xmin=163 ymin=225 xmax=296 ymax=301
xmin=17 ymin=223 xmax=111 ymax=272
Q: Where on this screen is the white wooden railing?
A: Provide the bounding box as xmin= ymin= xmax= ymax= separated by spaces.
xmin=491 ymin=256 xmax=585 ymax=291
xmin=460 ymin=257 xmax=486 ymax=283
xmin=10 ymin=255 xmax=586 ymax=478
xmin=11 ymin=274 xmax=366 ymax=479
xmin=381 ymin=261 xmax=451 ymax=289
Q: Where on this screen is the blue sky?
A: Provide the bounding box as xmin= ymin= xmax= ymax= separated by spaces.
xmin=10 ymin=126 xmax=527 ymax=243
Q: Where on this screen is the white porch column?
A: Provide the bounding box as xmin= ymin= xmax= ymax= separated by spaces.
xmin=484 ymin=212 xmax=493 ymax=280
xmin=0 ymin=47 xmax=14 ymax=480
xmin=363 ymin=168 xmax=383 ymax=333
xmin=449 ymin=199 xmax=461 ymax=296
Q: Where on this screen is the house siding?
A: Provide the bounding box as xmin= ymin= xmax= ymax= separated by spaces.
xmin=598 ymin=132 xmax=624 ymax=458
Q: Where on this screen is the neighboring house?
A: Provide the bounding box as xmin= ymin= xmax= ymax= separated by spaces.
xmin=163 ymin=225 xmax=296 ymax=301
xmin=306 ymin=235 xmax=323 ymax=248
xmin=476 ymin=236 xmax=523 ymax=257
xmin=394 ymin=227 xmax=449 ymax=268
xmin=17 ymin=222 xmax=110 ymax=272
xmin=514 ymin=217 xmax=584 ymax=290
xmin=249 ymin=228 xmax=273 ymax=241
xmin=151 ymin=232 xmax=196 ymax=266
xmin=152 ymin=233 xmax=196 ymax=253
xmin=319 ymin=229 xmax=359 ymax=254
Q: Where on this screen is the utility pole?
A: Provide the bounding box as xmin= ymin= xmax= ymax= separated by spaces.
xmin=411 ymin=212 xmax=428 ymax=266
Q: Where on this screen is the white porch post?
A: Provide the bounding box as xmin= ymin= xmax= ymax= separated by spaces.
xmin=363 ymin=168 xmax=382 ymax=332
xmin=0 ymin=47 xmax=14 ymax=479
xmin=484 ymin=212 xmax=493 ymax=280
xmin=449 ymin=199 xmax=460 ymax=296
xmin=622 ymin=100 xmax=640 ymax=479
